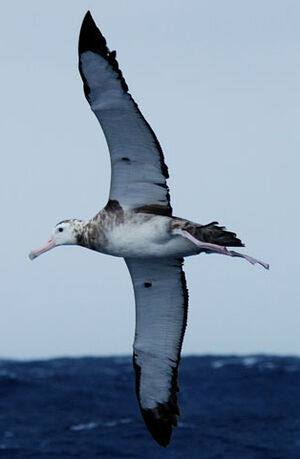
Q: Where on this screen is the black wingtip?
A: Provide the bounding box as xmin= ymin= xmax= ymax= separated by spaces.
xmin=142 ymin=406 xmax=175 ymax=447
xmin=81 ymin=11 xmax=95 ymax=34
xmin=78 ymin=11 xmax=129 ymax=94
xmin=133 ymin=358 xmax=180 ymax=447
xmin=79 ymin=10 xmax=107 ymax=56
xmin=82 ymin=11 xmax=96 ymax=28
xmin=83 ymin=10 xmax=92 ymax=22
xmin=81 ymin=11 xmax=94 ymax=34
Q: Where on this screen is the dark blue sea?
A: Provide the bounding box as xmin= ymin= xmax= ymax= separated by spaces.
xmin=0 ymin=356 xmax=299 ymax=458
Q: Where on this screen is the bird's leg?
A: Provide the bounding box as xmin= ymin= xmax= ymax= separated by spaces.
xmin=226 ymin=250 xmax=269 ymax=269
xmin=177 ymin=230 xmax=230 ymax=254
xmin=176 ymin=229 xmax=269 ymax=270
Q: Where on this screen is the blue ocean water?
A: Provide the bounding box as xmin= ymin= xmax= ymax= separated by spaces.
xmin=0 ymin=356 xmax=299 ymax=458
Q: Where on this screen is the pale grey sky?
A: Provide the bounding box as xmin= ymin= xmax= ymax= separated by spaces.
xmin=1 ymin=0 xmax=299 ymax=358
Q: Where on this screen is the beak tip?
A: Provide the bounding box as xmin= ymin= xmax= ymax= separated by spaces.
xmin=28 ymin=236 xmax=55 ymax=261
xmin=28 ymin=251 xmax=36 ymax=260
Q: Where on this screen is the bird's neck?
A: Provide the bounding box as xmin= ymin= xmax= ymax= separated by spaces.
xmin=74 ymin=215 xmax=107 ymax=253
xmin=71 ymin=219 xmax=88 ymax=247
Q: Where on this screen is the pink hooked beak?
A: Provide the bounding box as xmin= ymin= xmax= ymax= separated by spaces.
xmin=29 ymin=234 xmax=55 ymax=260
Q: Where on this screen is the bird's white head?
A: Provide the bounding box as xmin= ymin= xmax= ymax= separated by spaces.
xmin=29 ymin=220 xmax=80 ymax=260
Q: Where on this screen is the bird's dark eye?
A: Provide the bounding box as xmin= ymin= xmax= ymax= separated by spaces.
xmin=58 ymin=227 xmax=63 ymax=232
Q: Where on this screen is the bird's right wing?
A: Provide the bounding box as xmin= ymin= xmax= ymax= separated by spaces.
xmin=125 ymin=257 xmax=188 ymax=447
xmin=78 ymin=12 xmax=172 ymax=216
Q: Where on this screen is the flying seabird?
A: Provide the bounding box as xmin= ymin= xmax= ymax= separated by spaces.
xmin=29 ymin=12 xmax=269 ymax=447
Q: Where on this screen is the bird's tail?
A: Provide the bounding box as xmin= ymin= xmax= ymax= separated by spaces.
xmin=198 ymin=221 xmax=244 ymax=247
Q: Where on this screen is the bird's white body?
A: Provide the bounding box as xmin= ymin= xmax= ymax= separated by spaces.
xmin=99 ymin=214 xmax=197 ymax=258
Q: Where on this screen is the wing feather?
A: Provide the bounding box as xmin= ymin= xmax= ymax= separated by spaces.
xmin=125 ymin=257 xmax=188 ymax=446
xmin=78 ymin=12 xmax=172 ymax=215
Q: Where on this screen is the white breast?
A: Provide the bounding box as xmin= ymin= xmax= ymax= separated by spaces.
xmin=104 ymin=214 xmax=198 ymax=258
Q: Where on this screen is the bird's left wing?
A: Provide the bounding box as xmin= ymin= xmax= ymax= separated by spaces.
xmin=78 ymin=12 xmax=172 ymax=216
xmin=125 ymin=257 xmax=188 ymax=447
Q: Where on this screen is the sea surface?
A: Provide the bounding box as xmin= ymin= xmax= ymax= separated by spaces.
xmin=0 ymin=356 xmax=299 ymax=458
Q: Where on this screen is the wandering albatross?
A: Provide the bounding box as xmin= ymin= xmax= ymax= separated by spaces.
xmin=29 ymin=12 xmax=269 ymax=447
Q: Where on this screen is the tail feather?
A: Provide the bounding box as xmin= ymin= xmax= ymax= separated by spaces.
xmin=199 ymin=221 xmax=244 ymax=247
xmin=171 ymin=218 xmax=244 ymax=247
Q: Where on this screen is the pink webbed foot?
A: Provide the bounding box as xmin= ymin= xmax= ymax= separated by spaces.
xmin=177 ymin=229 xmax=269 ymax=270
